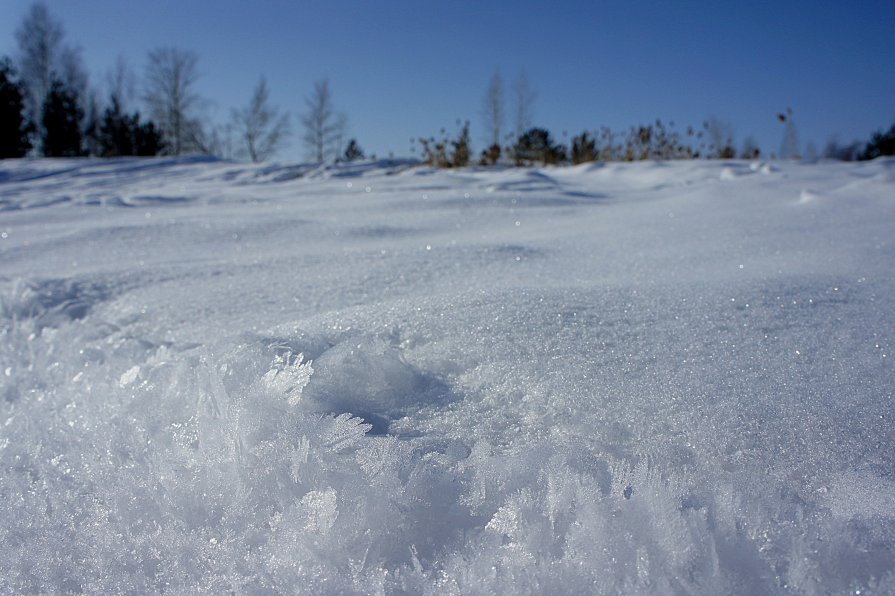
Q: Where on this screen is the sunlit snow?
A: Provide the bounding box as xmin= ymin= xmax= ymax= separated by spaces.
xmin=1 ymin=156 xmax=893 ymax=593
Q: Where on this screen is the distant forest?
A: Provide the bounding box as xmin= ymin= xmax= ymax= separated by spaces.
xmin=2 ymin=3 xmax=893 ymax=165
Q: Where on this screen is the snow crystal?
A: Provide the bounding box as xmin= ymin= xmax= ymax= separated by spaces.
xmin=118 ymin=365 xmax=140 ymax=387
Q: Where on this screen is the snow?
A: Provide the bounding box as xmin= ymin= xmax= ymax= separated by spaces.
xmin=1 ymin=156 xmax=894 ymax=593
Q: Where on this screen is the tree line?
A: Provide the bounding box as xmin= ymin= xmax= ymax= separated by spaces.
xmin=415 ymin=71 xmax=893 ymax=168
xmin=2 ymin=3 xmax=892 ymax=165
xmin=1 ymin=3 xmax=356 ymax=163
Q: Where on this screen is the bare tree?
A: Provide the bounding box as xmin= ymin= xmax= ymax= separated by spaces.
xmin=301 ymin=78 xmax=344 ymax=162
xmin=482 ymin=69 xmax=504 ymax=148
xmin=332 ymin=112 xmax=348 ymax=159
xmin=512 ymin=71 xmax=536 ymax=140
xmin=704 ymin=116 xmax=735 ymax=158
xmin=143 ymin=47 xmax=206 ymax=155
xmin=232 ymin=77 xmax=290 ymax=162
xmin=15 ymin=2 xmax=88 ymax=150
xmin=740 ymin=136 xmax=761 ymax=159
xmin=777 ymin=107 xmax=800 ymax=160
xmin=106 ymin=55 xmax=136 ymax=110
xmin=58 ymin=45 xmax=88 ymax=101
xmin=15 ymin=3 xmax=63 ymax=124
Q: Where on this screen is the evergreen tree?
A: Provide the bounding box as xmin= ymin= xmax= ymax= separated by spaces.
xmin=514 ymin=127 xmax=565 ymax=165
xmin=343 ymin=138 xmax=364 ymax=161
xmin=82 ymin=98 xmax=101 ymax=157
xmin=41 ymin=79 xmax=84 ymax=157
xmin=98 ymin=96 xmax=132 ymax=156
xmin=861 ymin=124 xmax=895 ymax=160
xmin=133 ymin=119 xmax=163 ymax=156
xmin=0 ymin=58 xmax=33 ymax=158
xmin=98 ymin=95 xmax=163 ymax=157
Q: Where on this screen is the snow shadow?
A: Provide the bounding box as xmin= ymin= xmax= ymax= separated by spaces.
xmin=103 ymin=194 xmax=195 ymax=207
xmin=303 ymin=337 xmax=454 ymax=435
xmin=255 ymin=333 xmax=457 ymax=436
xmin=1 ymin=277 xmax=110 ymax=331
xmin=245 ymin=159 xmax=420 ymax=183
xmin=347 ymin=224 xmax=419 ymax=239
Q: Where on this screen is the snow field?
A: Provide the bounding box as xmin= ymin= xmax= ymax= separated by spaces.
xmin=1 ymin=157 xmax=894 ymax=593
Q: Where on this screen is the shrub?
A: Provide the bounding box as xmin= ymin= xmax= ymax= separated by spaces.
xmin=417 ymin=131 xmax=449 ymax=168
xmin=513 ymin=127 xmax=565 ymax=165
xmin=740 ymin=137 xmax=761 ymax=159
xmin=704 ymin=116 xmax=736 ymax=159
xmin=570 ymin=131 xmax=597 ymax=164
xmin=861 ymin=124 xmax=895 ymax=160
xmin=479 ymin=143 xmax=501 ymax=166
xmin=618 ymin=120 xmax=696 ymax=161
xmin=417 ymin=121 xmax=471 ymax=168
xmin=450 ymin=121 xmax=471 ymax=167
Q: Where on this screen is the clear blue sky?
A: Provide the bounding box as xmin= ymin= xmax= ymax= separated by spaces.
xmin=2 ymin=0 xmax=894 ymax=162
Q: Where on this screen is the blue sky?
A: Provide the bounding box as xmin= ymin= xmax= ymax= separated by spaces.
xmin=2 ymin=0 xmax=894 ymax=162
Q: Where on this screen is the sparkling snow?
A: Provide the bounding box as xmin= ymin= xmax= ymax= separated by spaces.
xmin=1 ymin=156 xmax=893 ymax=593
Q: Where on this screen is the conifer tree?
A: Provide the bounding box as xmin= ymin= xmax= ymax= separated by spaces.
xmin=41 ymin=79 xmax=84 ymax=157
xmin=0 ymin=58 xmax=33 ymax=158
xmin=98 ymin=96 xmax=132 ymax=156
xmin=133 ymin=119 xmax=163 ymax=156
xmin=343 ymin=138 xmax=364 ymax=161
xmin=514 ymin=127 xmax=565 ymax=165
xmin=98 ymin=95 xmax=163 ymax=157
xmin=861 ymin=124 xmax=895 ymax=160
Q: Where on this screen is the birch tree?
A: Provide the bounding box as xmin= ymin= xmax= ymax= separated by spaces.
xmin=232 ymin=77 xmax=290 ymax=162
xmin=513 ymin=71 xmax=536 ymax=140
xmin=14 ymin=2 xmax=63 ymax=126
xmin=143 ymin=47 xmax=206 ymax=155
xmin=15 ymin=2 xmax=88 ymax=151
xmin=482 ymin=69 xmax=504 ymax=148
xmin=301 ymin=78 xmax=345 ymax=162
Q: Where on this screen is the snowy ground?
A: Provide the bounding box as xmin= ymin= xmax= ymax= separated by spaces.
xmin=1 ymin=156 xmax=893 ymax=594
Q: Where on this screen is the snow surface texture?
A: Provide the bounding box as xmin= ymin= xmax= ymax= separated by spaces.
xmin=1 ymin=156 xmax=894 ymax=594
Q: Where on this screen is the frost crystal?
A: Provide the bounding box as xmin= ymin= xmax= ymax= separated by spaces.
xmin=262 ymin=351 xmax=313 ymax=405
